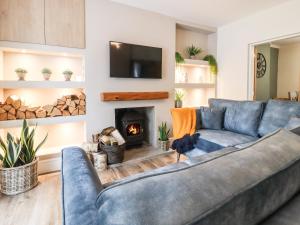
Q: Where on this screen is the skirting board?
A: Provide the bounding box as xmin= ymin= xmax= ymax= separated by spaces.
xmin=38 ymin=157 xmax=61 ymax=174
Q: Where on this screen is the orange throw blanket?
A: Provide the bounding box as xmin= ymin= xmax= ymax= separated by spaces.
xmin=170 ymin=108 xmax=196 ymax=139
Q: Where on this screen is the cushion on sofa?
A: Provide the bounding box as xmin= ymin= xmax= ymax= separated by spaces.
xmin=209 ymin=98 xmax=265 ymax=137
xmin=196 ymin=106 xmax=225 ymax=130
xmin=95 ymin=130 xmax=300 ymax=225
xmin=258 ymin=100 xmax=300 ymax=136
xmin=196 ymin=129 xmax=258 ymax=147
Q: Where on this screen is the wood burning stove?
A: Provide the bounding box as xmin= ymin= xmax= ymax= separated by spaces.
xmin=116 ymin=109 xmax=145 ymax=147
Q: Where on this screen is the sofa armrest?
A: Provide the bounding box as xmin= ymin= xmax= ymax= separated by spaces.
xmin=61 ymin=147 xmax=102 ymax=225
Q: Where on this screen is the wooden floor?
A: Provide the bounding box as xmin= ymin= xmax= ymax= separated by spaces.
xmin=0 ymin=152 xmax=185 ymax=225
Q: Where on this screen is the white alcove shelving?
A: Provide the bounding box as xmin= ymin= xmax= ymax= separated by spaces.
xmin=175 ymin=23 xmax=217 ymax=107
xmin=0 ymin=46 xmax=86 ymax=174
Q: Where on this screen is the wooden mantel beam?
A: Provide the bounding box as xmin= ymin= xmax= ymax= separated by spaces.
xmin=101 ymin=92 xmax=169 ymax=101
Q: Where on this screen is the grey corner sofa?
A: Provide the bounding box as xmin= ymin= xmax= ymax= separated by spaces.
xmin=61 ymin=99 xmax=300 ymax=225
xmin=186 ymin=98 xmax=300 ymax=158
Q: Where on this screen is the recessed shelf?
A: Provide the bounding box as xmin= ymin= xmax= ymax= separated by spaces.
xmin=178 ymin=59 xmax=209 ymax=67
xmin=37 ymin=143 xmax=83 ymax=157
xmin=175 ymin=83 xmax=215 ymax=89
xmin=0 ymin=115 xmax=86 ymax=128
xmin=0 ymin=80 xmax=85 ymax=89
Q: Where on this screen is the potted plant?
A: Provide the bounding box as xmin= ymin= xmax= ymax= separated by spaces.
xmin=175 ymin=52 xmax=185 ymax=64
xmin=158 ymin=122 xmax=170 ymax=151
xmin=63 ymin=70 xmax=73 ymax=81
xmin=41 ymin=68 xmax=52 ymax=81
xmin=175 ymin=90 xmax=184 ymax=108
xmin=186 ymin=45 xmax=202 ymax=59
xmin=15 ymin=68 xmax=27 ymax=81
xmin=203 ymin=54 xmax=218 ymax=75
xmin=0 ymin=120 xmax=47 ymax=195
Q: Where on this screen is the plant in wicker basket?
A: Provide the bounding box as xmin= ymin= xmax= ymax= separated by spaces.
xmin=158 ymin=122 xmax=171 ymax=151
xmin=0 ymin=120 xmax=47 ymax=195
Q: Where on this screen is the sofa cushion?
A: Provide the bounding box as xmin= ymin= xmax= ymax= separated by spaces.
xmin=197 ymin=106 xmax=225 ymax=130
xmin=209 ymin=98 xmax=265 ymax=137
xmin=95 ymin=130 xmax=300 ymax=225
xmin=196 ymin=129 xmax=258 ymax=148
xmin=258 ymin=100 xmax=300 ymax=136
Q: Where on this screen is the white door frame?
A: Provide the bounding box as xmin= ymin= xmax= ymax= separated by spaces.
xmin=247 ymin=32 xmax=300 ymax=100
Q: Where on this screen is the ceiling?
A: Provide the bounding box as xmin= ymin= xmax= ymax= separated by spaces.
xmin=111 ymin=0 xmax=289 ymax=27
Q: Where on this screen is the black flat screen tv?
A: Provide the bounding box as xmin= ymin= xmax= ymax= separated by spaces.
xmin=110 ymin=41 xmax=162 ymax=79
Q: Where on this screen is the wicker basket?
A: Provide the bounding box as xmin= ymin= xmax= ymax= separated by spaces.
xmin=100 ymin=143 xmax=125 ymax=165
xmin=0 ymin=158 xmax=39 ymax=195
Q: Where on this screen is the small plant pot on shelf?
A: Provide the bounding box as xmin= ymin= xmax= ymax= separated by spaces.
xmin=159 ymin=140 xmax=170 ymax=151
xmin=42 ymin=73 xmax=51 ymax=81
xmin=175 ymin=100 xmax=182 ymax=108
xmin=16 ymin=72 xmax=26 ymax=81
xmin=0 ymin=158 xmax=39 ymax=195
xmin=64 ymin=74 xmax=72 ymax=81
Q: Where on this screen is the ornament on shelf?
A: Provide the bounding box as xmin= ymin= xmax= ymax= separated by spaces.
xmin=41 ymin=68 xmax=52 ymax=81
xmin=15 ymin=68 xmax=27 ymax=81
xmin=63 ymin=70 xmax=73 ymax=81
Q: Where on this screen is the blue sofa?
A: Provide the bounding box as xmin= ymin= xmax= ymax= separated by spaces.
xmin=61 ymin=99 xmax=300 ymax=225
xmin=186 ymin=99 xmax=300 ymax=158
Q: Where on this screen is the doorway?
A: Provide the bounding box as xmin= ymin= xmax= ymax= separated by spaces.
xmin=250 ymin=35 xmax=300 ymax=102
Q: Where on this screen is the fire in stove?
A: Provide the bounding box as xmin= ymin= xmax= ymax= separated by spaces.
xmin=127 ymin=123 xmax=141 ymax=136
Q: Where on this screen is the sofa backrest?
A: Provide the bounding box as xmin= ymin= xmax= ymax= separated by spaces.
xmin=209 ymin=98 xmax=265 ymax=137
xmin=95 ymin=130 xmax=300 ymax=225
xmin=258 ymin=99 xmax=300 ymax=136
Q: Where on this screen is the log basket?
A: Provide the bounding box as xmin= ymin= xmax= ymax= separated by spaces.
xmin=99 ymin=143 xmax=125 ymax=165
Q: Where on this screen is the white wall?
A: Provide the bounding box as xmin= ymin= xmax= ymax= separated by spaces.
xmin=217 ymin=0 xmax=300 ymax=100
xmin=176 ymin=28 xmax=208 ymax=59
xmin=277 ymin=43 xmax=300 ymax=98
xmin=85 ymin=0 xmax=176 ymax=145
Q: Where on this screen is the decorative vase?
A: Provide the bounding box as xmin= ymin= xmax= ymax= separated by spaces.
xmin=16 ymin=72 xmax=26 ymax=81
xmin=175 ymin=100 xmax=182 ymax=108
xmin=42 ymin=73 xmax=51 ymax=81
xmin=0 ymin=158 xmax=39 ymax=195
xmin=190 ymin=55 xmax=196 ymax=60
xmin=159 ymin=140 xmax=170 ymax=151
xmin=64 ymin=74 xmax=72 ymax=81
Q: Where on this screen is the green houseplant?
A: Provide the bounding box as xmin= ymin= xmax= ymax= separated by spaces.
xmin=15 ymin=68 xmax=27 ymax=81
xmin=186 ymin=45 xmax=202 ymax=59
xmin=41 ymin=68 xmax=52 ymax=81
xmin=158 ymin=122 xmax=171 ymax=151
xmin=175 ymin=90 xmax=184 ymax=108
xmin=203 ymin=54 xmax=218 ymax=75
xmin=63 ymin=69 xmax=73 ymax=81
xmin=0 ymin=120 xmax=47 ymax=195
xmin=175 ymin=52 xmax=185 ymax=64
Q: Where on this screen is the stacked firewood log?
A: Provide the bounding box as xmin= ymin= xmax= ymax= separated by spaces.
xmin=0 ymin=93 xmax=86 ymax=121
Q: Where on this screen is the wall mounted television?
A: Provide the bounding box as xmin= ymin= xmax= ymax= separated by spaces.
xmin=110 ymin=41 xmax=162 ymax=79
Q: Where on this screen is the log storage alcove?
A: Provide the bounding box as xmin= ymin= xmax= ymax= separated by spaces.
xmin=101 ymin=92 xmax=169 ymax=101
